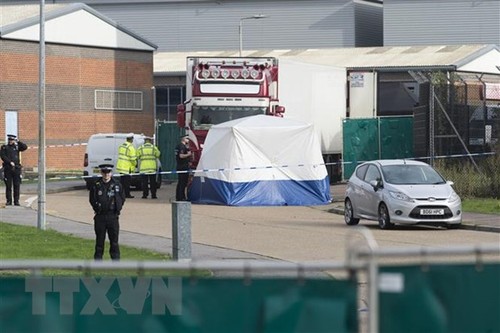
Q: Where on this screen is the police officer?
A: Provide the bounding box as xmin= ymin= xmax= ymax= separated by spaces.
xmin=1 ymin=134 xmax=28 ymax=206
xmin=137 ymin=136 xmax=161 ymax=199
xmin=116 ymin=133 xmax=137 ymax=198
xmin=89 ymin=164 xmax=126 ymax=260
xmin=175 ymin=134 xmax=192 ymax=201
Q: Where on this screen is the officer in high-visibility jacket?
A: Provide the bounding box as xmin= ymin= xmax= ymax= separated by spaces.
xmin=137 ymin=136 xmax=161 ymax=199
xmin=116 ymin=133 xmax=137 ymax=198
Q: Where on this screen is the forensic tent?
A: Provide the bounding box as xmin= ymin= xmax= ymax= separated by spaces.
xmin=189 ymin=115 xmax=331 ymax=206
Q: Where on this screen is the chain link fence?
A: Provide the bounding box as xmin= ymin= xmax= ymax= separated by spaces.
xmin=427 ymin=71 xmax=500 ymax=198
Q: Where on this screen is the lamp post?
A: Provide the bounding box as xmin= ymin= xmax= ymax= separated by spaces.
xmin=239 ymin=14 xmax=268 ymax=57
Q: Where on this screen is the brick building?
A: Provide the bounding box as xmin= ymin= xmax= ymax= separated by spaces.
xmin=0 ymin=3 xmax=157 ymax=170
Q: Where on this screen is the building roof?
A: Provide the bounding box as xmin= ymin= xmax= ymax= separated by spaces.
xmin=154 ymin=44 xmax=500 ymax=75
xmin=0 ymin=3 xmax=157 ymax=51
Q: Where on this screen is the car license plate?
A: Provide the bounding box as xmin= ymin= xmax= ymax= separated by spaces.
xmin=420 ymin=208 xmax=444 ymax=215
xmin=93 ymin=168 xmax=101 ymax=174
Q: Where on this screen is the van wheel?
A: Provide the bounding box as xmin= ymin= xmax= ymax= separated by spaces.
xmin=131 ymin=175 xmax=142 ymax=190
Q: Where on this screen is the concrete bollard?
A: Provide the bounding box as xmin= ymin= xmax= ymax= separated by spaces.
xmin=171 ymin=201 xmax=192 ymax=261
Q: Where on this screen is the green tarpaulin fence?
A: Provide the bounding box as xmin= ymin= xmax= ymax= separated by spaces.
xmin=2 ymin=263 xmax=498 ymax=332
xmin=0 ymin=277 xmax=358 ymax=333
xmin=379 ymin=264 xmax=500 ymax=333
xmin=342 ymin=116 xmax=414 ymax=179
xmin=157 ymin=122 xmax=183 ymax=180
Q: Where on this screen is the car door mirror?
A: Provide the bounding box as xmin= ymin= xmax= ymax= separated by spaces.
xmin=369 ymin=179 xmax=383 ymax=191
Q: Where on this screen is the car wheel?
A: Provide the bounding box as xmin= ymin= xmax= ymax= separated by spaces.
xmin=378 ymin=203 xmax=394 ymax=230
xmin=344 ymin=198 xmax=360 ymax=226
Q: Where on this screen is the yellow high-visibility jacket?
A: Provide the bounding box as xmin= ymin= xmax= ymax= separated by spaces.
xmin=137 ymin=142 xmax=160 ymax=174
xmin=116 ymin=141 xmax=137 ymax=174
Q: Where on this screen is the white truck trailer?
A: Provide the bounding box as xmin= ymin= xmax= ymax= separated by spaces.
xmin=279 ymin=58 xmax=347 ymax=182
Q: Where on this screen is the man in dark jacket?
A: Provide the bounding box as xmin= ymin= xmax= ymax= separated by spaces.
xmin=0 ymin=134 xmax=28 ymax=206
xmin=175 ymin=134 xmax=192 ymax=201
xmin=89 ymin=164 xmax=126 ymax=260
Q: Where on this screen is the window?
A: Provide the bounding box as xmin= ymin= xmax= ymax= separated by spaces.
xmin=5 ymin=110 xmax=18 ymax=143
xmin=95 ymin=90 xmax=143 ymax=111
xmin=156 ymin=86 xmax=185 ymax=122
xmin=356 ymin=164 xmax=368 ymax=180
xmin=364 ymin=164 xmax=381 ymax=183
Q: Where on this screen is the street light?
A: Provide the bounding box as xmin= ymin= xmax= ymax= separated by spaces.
xmin=239 ymin=14 xmax=268 ymax=57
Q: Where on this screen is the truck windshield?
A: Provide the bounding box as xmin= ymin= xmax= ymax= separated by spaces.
xmin=191 ymin=105 xmax=267 ymax=129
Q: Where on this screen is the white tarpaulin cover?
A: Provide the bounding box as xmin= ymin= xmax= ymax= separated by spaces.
xmin=189 ymin=115 xmax=331 ymax=206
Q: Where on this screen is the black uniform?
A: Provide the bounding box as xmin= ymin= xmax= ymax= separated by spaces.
xmin=0 ymin=138 xmax=28 ymax=206
xmin=175 ymin=142 xmax=190 ymax=201
xmin=89 ymin=177 xmax=125 ymax=260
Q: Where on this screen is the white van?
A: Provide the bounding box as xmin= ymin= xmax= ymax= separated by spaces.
xmin=83 ymin=133 xmax=162 ymax=190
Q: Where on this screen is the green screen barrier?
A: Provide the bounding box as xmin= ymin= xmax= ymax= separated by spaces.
xmin=342 ymin=117 xmax=414 ymax=179
xmin=342 ymin=118 xmax=379 ymax=179
xmin=0 ymin=277 xmax=358 ymax=333
xmin=157 ymin=122 xmax=183 ymax=180
xmin=379 ymin=264 xmax=500 ymax=333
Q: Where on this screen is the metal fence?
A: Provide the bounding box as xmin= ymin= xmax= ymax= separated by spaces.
xmin=431 ymin=71 xmax=499 ymax=198
xmin=429 ymin=152 xmax=500 ymax=199
xmin=409 ymin=70 xmax=500 ymax=198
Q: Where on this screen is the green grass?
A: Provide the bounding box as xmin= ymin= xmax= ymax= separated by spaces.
xmin=462 ymin=198 xmax=500 ymax=215
xmin=0 ymin=222 xmax=209 ymax=277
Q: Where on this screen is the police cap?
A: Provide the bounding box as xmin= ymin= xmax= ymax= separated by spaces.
xmin=7 ymin=134 xmax=17 ymax=140
xmin=98 ymin=164 xmax=114 ymax=173
xmin=126 ymin=133 xmax=134 ymax=139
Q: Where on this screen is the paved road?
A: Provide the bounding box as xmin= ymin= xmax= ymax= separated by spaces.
xmin=1 ymin=180 xmax=497 ymax=333
xmin=1 ymin=180 xmax=498 ymax=265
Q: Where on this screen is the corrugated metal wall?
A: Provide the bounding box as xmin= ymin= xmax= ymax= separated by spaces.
xmin=384 ymin=0 xmax=500 ymax=46
xmin=354 ymin=0 xmax=383 ymax=47
xmin=4 ymin=0 xmax=497 ymax=49
xmin=88 ymin=0 xmax=357 ymax=52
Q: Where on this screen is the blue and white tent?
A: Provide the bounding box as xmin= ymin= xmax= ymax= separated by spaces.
xmin=189 ymin=115 xmax=331 ymax=206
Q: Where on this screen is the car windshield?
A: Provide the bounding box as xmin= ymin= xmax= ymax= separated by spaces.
xmin=381 ymin=164 xmax=446 ymax=185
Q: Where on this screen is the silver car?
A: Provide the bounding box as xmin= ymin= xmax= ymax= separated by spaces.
xmin=344 ymin=159 xmax=462 ymax=229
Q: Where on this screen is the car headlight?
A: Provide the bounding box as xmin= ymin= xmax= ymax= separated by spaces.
xmin=389 ymin=190 xmax=413 ymax=202
xmin=449 ymin=191 xmax=460 ymax=202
